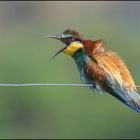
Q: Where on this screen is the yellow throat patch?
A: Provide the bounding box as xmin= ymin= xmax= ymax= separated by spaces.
xmin=63 ymin=41 xmax=84 ymax=56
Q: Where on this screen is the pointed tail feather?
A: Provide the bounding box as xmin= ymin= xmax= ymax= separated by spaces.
xmin=107 ymin=86 xmax=140 ymax=113
xmin=125 ymin=90 xmax=140 ymax=113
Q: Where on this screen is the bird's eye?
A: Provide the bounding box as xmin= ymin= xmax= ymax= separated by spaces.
xmin=61 ymin=34 xmax=72 ymax=39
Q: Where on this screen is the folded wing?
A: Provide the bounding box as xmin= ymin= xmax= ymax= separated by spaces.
xmin=85 ymin=40 xmax=140 ymax=113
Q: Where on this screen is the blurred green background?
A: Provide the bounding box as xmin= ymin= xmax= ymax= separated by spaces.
xmin=0 ymin=1 xmax=140 ymax=139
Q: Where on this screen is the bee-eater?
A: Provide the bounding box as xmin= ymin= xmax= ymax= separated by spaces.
xmin=47 ymin=29 xmax=140 ymax=113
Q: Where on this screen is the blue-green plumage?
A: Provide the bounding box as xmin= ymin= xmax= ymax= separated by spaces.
xmin=73 ymin=48 xmax=93 ymax=85
xmin=72 ymin=48 xmax=104 ymax=93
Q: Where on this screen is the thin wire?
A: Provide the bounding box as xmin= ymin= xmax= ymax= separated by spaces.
xmin=0 ymin=83 xmax=139 ymax=87
xmin=0 ymin=83 xmax=93 ymax=87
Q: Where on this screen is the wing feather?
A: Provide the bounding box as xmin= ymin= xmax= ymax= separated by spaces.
xmin=93 ymin=50 xmax=136 ymax=91
xmin=85 ymin=49 xmax=140 ymax=112
xmin=84 ymin=39 xmax=140 ymax=112
xmin=95 ymin=52 xmax=140 ymax=112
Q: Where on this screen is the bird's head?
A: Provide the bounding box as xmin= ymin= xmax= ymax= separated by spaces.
xmin=45 ymin=29 xmax=85 ymax=59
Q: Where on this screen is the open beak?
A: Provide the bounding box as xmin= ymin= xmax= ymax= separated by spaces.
xmin=50 ymin=46 xmax=67 ymax=60
xmin=44 ymin=34 xmax=66 ymax=60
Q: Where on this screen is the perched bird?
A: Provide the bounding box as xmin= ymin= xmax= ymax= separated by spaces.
xmin=47 ymin=29 xmax=140 ymax=113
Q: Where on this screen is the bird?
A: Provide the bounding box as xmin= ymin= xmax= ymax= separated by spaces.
xmin=46 ymin=29 xmax=140 ymax=113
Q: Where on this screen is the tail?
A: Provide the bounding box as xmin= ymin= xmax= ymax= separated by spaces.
xmin=107 ymin=86 xmax=140 ymax=113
